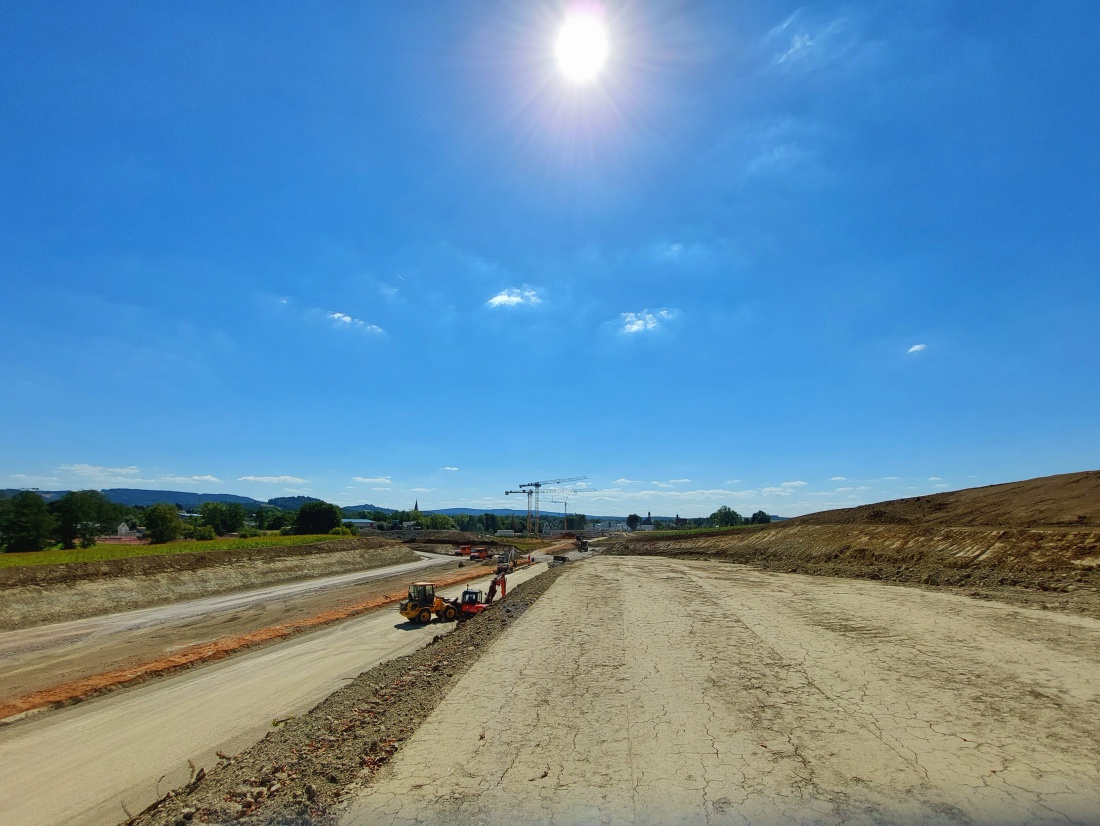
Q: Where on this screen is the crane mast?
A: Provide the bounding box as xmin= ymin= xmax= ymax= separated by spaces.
xmin=511 ymin=476 xmax=587 ymax=536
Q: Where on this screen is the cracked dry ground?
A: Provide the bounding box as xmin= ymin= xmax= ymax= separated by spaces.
xmin=339 ymin=556 xmax=1100 ymax=826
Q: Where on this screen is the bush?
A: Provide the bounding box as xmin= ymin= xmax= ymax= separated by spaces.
xmin=328 ymin=526 xmax=356 ymax=536
xmin=279 ymin=525 xmax=295 ymax=535
xmin=191 ymin=525 xmax=216 ymax=540
xmin=238 ymin=526 xmax=261 ymax=538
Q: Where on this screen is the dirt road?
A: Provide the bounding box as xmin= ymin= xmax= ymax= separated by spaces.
xmin=0 ymin=564 xmax=547 ymax=826
xmin=0 ymin=552 xmax=458 ymax=703
xmin=342 ymin=556 xmax=1100 ymax=826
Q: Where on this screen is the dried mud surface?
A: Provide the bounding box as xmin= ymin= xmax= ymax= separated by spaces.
xmin=126 ymin=566 xmax=565 ymax=826
xmin=606 ymin=522 xmax=1100 ymax=620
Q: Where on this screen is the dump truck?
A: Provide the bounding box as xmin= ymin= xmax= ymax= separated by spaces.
xmin=399 ymin=582 xmax=459 ymax=624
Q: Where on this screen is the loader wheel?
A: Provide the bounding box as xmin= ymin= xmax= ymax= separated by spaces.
xmin=441 ymin=605 xmax=458 ymax=622
xmin=417 ymin=608 xmax=432 ymax=624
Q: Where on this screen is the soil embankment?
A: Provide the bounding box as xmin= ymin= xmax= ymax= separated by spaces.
xmin=605 ymin=522 xmax=1100 ymax=617
xmin=0 ymin=538 xmax=420 ymax=630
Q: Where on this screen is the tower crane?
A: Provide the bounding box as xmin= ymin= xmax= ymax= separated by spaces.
xmin=505 ymin=476 xmax=587 ymax=536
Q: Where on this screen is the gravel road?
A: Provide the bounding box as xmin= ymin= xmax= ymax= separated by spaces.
xmin=0 ymin=552 xmax=457 ymax=703
xmin=0 ymin=564 xmax=547 ymax=826
xmin=342 ymin=556 xmax=1100 ymax=826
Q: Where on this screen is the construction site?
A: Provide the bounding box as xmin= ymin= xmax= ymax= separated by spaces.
xmin=0 ymin=471 xmax=1098 ymax=825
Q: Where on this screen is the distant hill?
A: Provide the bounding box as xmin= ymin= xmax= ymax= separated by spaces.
xmin=794 ymin=470 xmax=1100 ymax=529
xmin=341 ymin=504 xmax=395 ymax=515
xmin=267 ymin=496 xmax=321 ymax=510
xmin=100 ymin=489 xmax=263 ymax=507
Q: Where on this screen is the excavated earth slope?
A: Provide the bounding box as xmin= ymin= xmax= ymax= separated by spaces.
xmin=793 ymin=469 xmax=1100 ymax=528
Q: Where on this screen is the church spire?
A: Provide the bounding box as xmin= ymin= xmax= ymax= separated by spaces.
xmin=414 ymin=499 xmax=419 ymax=512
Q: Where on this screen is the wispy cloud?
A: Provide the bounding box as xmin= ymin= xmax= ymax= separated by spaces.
xmin=440 ymin=466 xmax=459 ymax=472
xmin=765 ymin=11 xmax=851 ymax=70
xmin=724 ymin=479 xmax=741 ymax=485
xmin=929 ymin=476 xmax=943 ymax=481
xmin=160 ymin=475 xmax=222 ymax=485
xmin=830 ymin=476 xmax=847 ymax=481
xmin=487 ymin=288 xmax=541 ymax=308
xmin=761 ymin=486 xmax=794 ymax=496
xmin=238 ymin=475 xmax=307 ymax=484
xmin=59 ymin=464 xmax=156 ymax=485
xmin=782 ymin=480 xmax=807 ymax=487
xmin=353 ymin=476 xmax=392 ymax=485
xmin=670 ymin=478 xmax=691 ymax=484
xmin=615 ymin=478 xmax=641 ymax=484
xmin=410 ymin=487 xmax=431 ymax=493
xmin=326 ymin=310 xmax=383 ymax=334
xmin=907 ymin=344 xmax=927 ymax=353
xmin=620 ymin=309 xmax=673 ymax=335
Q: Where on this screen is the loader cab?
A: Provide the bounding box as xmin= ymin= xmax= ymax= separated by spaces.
xmin=461 ymin=589 xmax=484 ymax=606
xmin=408 ymin=582 xmax=435 ymax=606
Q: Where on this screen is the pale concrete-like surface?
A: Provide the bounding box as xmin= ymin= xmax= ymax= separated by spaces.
xmin=0 ymin=564 xmax=546 ymax=826
xmin=342 ymin=556 xmax=1100 ymax=826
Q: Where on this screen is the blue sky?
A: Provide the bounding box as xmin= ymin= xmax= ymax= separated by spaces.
xmin=2 ymin=1 xmax=1098 ymax=517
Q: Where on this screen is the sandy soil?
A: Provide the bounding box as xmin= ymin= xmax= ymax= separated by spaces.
xmin=609 ymin=523 xmax=1100 ymax=619
xmin=341 ymin=556 xmax=1100 ymax=826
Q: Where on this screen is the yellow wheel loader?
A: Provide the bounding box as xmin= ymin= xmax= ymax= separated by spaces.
xmin=399 ymin=582 xmax=459 ymax=624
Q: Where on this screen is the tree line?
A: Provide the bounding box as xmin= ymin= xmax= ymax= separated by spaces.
xmin=623 ymin=506 xmax=771 ymax=531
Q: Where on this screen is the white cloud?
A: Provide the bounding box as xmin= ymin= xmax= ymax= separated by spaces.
xmin=440 ymin=466 xmax=459 ymax=472
xmin=651 ymin=482 xmax=674 ymax=488
xmin=326 ymin=310 xmax=383 ymax=334
xmin=856 ymin=486 xmax=871 ymax=491
xmin=410 ymin=487 xmax=431 ymax=493
xmin=238 ymin=475 xmax=307 ymax=484
xmin=907 ymin=344 xmax=927 ymax=354
xmin=615 ymin=478 xmax=642 ymax=485
xmin=830 ymin=476 xmax=847 ymax=481
xmin=935 ymin=484 xmax=949 ymax=489
xmin=620 ymin=308 xmax=673 ymax=335
xmin=762 ymin=486 xmax=793 ymax=496
xmin=669 ymin=478 xmax=691 ymax=484
xmin=835 ymin=486 xmax=853 ymax=492
xmin=881 ymin=476 xmax=900 ymax=481
xmin=487 ymin=288 xmax=541 ymax=308
xmin=63 ymin=464 xmax=140 ymax=478
xmin=929 ymin=476 xmax=943 ymax=481
xmin=724 ymin=479 xmax=741 ymax=485
xmin=160 ymin=475 xmax=222 ymax=484
xmin=766 ymin=11 xmax=850 ymax=69
xmin=58 ymin=464 xmax=157 ymax=486
xmin=372 ymin=487 xmax=392 ymax=491
xmin=353 ymin=476 xmax=392 ymax=484
xmin=782 ymin=480 xmax=807 ymax=487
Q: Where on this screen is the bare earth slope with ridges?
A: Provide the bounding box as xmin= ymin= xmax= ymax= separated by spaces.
xmin=792 ymin=469 xmax=1100 ymax=528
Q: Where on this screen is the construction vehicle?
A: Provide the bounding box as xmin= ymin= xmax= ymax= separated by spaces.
xmin=454 ymin=545 xmax=472 ymax=556
xmin=469 ymin=546 xmax=490 ymax=561
xmin=399 ymin=582 xmax=459 ymax=624
xmin=495 ymin=547 xmax=533 ymax=573
xmin=455 ymin=587 xmax=489 ymax=620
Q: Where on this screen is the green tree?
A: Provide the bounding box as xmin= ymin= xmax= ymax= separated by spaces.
xmin=144 ymin=503 xmax=183 ymax=544
xmin=749 ymin=510 xmax=771 ymax=524
xmin=709 ymin=506 xmax=742 ymax=527
xmin=200 ymin=502 xmax=247 ymax=535
xmin=294 ymin=501 xmax=343 ymax=534
xmin=626 ymin=513 xmax=641 ymax=531
xmin=54 ymin=490 xmax=115 ymax=548
xmin=1 ymin=491 xmax=55 ymax=552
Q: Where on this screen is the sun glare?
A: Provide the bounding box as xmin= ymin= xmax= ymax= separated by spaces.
xmin=555 ymin=13 xmax=609 ymax=83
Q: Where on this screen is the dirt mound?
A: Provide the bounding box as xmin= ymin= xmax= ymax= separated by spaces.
xmin=795 ymin=470 xmax=1100 ymax=529
xmin=401 ymin=530 xmax=496 ymax=546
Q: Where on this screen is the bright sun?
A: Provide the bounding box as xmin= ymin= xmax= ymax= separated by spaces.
xmin=555 ymin=13 xmax=609 ymax=83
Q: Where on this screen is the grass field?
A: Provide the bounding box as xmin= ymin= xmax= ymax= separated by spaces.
xmin=0 ymin=534 xmax=346 ymax=570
